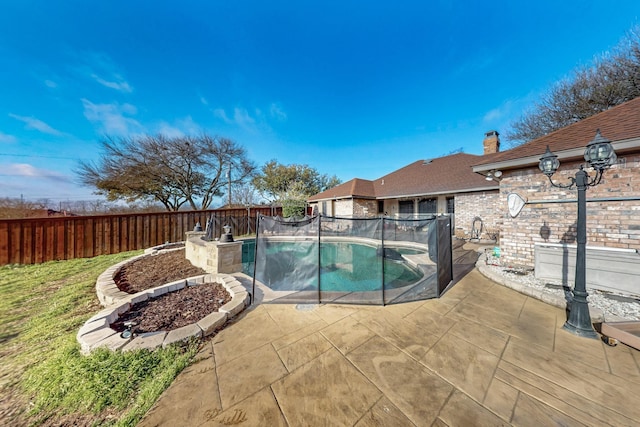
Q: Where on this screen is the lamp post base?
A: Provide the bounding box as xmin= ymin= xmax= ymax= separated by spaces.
xmin=562 ymin=298 xmax=599 ymax=340
xmin=562 ymin=322 xmax=599 ymax=339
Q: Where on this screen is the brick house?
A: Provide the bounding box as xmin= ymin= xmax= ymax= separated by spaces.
xmin=308 ymin=132 xmax=503 ymax=239
xmin=472 ymin=97 xmax=640 ymax=295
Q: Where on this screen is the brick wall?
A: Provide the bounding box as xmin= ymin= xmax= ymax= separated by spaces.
xmin=353 ymin=199 xmax=378 ymax=217
xmin=334 ymin=199 xmax=354 ymax=217
xmin=454 ymin=191 xmax=502 ymax=239
xmin=499 ymin=157 xmax=640 ymax=267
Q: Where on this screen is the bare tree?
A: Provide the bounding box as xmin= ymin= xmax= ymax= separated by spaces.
xmin=0 ymin=197 xmax=51 ymax=218
xmin=76 ymin=134 xmax=255 ymax=211
xmin=506 ymin=27 xmax=640 ymax=145
xmin=231 ymin=183 xmax=259 ymax=206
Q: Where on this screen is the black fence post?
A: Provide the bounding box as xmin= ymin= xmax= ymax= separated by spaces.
xmin=381 ymin=217 xmax=386 ymax=306
xmin=317 ymin=214 xmax=322 ymax=304
xmin=251 ymin=215 xmax=261 ymax=305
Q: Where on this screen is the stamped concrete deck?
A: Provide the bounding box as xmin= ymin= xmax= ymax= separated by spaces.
xmin=139 ymin=265 xmax=640 ymax=426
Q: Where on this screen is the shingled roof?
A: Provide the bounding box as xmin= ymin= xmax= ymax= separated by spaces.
xmin=308 ymin=178 xmax=376 ymax=201
xmin=308 ymin=153 xmax=499 ymax=202
xmin=473 ymin=96 xmax=640 ymax=172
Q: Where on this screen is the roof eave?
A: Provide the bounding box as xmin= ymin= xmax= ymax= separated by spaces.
xmin=472 ymin=137 xmax=640 ymax=173
xmin=308 ymin=194 xmax=376 ymax=202
xmin=376 ymin=185 xmax=499 ymax=200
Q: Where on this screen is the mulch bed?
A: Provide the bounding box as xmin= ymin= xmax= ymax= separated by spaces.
xmin=114 ymin=250 xmax=206 ymax=294
xmin=111 ymin=249 xmax=232 ymax=332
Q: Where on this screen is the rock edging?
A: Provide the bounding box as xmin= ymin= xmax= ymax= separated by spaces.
xmin=475 ymin=251 xmax=605 ymax=323
xmin=78 ymin=253 xmax=250 ymax=355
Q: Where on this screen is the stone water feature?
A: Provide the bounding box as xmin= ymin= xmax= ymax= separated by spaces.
xmin=184 ymin=230 xmax=243 ymax=275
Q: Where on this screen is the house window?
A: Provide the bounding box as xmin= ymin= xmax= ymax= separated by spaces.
xmin=446 ymin=197 xmax=455 ymax=231
xmin=418 ymin=198 xmax=437 ymax=214
xmin=378 ymin=200 xmax=384 ymax=215
xmin=446 ymin=197 xmax=455 ymax=214
xmin=322 ymin=201 xmax=327 ymax=214
xmin=398 ymin=200 xmax=414 ymax=214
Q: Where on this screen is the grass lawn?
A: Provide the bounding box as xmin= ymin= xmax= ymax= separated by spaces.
xmin=0 ymin=251 xmax=200 ymax=426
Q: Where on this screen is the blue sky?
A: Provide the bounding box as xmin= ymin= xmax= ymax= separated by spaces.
xmin=1 ymin=1 xmax=639 ymax=204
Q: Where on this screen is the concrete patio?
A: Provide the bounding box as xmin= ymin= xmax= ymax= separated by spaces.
xmin=139 ymin=263 xmax=640 ymax=426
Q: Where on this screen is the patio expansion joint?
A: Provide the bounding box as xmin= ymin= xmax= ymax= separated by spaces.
xmin=481 ymin=334 xmax=514 ymax=406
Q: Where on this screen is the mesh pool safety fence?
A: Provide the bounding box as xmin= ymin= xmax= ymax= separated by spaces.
xmin=249 ymin=215 xmax=453 ymax=305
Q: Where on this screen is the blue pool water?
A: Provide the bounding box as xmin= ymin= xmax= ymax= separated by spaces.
xmin=242 ymin=239 xmax=424 ymax=292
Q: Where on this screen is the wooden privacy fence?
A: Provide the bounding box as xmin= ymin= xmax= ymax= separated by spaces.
xmin=0 ymin=207 xmax=281 ymax=266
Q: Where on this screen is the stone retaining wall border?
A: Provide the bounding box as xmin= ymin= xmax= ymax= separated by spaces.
xmin=79 ymin=248 xmax=250 ymax=355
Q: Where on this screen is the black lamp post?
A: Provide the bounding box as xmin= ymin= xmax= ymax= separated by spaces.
xmin=538 ymin=129 xmax=617 ymax=339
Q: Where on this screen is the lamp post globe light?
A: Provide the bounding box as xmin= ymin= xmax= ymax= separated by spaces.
xmin=538 ymin=129 xmax=617 ymax=339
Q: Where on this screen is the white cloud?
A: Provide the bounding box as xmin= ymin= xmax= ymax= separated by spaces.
xmin=81 ymin=98 xmax=144 ymax=135
xmin=75 ymin=51 xmax=133 ymax=93
xmin=8 ymin=113 xmax=64 ymax=136
xmin=214 ymin=103 xmax=285 ymax=133
xmin=157 ymin=123 xmax=185 ymax=138
xmin=0 ymin=131 xmax=17 ymax=143
xmin=214 ymin=107 xmax=259 ymax=130
xmin=44 ymin=79 xmax=58 ymax=88
xmin=233 ymin=108 xmax=256 ymax=127
xmin=483 ymin=100 xmax=516 ymax=123
xmin=214 ymin=108 xmax=232 ymax=124
xmin=6 ymin=163 xmax=71 ymax=183
xmin=270 ymin=103 xmax=287 ymax=121
xmin=200 ymin=96 xmax=209 ymax=106
xmin=156 ymin=117 xmax=202 ymax=138
xmin=90 ymin=73 xmax=133 ymax=93
xmin=483 ymin=107 xmax=504 ymax=123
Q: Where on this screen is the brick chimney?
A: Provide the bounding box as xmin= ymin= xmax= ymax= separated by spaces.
xmin=483 ymin=130 xmax=500 ymax=155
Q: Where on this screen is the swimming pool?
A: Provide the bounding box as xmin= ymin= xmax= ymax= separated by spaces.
xmin=242 ymin=239 xmax=425 ymax=293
